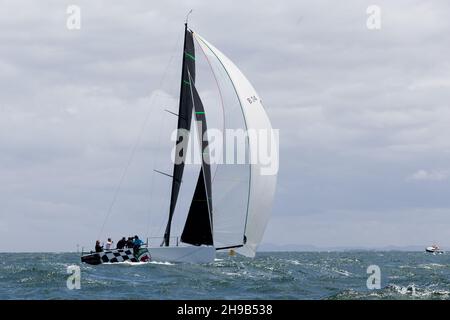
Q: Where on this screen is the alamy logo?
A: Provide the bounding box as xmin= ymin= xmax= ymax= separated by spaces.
xmin=66 ymin=5 xmax=81 ymax=30
xmin=171 ymin=125 xmax=279 ymax=176
xmin=366 ymin=265 xmax=381 ymax=290
xmin=366 ymin=5 xmax=381 ymax=30
xmin=66 ymin=265 xmax=81 ymax=290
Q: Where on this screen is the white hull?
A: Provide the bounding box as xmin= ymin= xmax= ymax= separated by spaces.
xmin=425 ymin=246 xmax=444 ymax=254
xmin=147 ymin=246 xmax=216 ymax=263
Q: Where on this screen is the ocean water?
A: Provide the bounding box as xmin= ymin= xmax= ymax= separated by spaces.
xmin=0 ymin=251 xmax=449 ymax=300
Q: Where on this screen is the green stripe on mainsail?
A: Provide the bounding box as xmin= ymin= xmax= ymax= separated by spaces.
xmin=184 ymin=52 xmax=195 ymax=61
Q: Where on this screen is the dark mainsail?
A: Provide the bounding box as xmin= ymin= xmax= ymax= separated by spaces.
xmin=163 ymin=25 xmax=197 ymax=246
xmin=181 ymin=79 xmax=213 ymax=246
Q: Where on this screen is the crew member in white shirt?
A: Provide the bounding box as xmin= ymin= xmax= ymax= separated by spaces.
xmin=105 ymin=238 xmax=113 ymax=250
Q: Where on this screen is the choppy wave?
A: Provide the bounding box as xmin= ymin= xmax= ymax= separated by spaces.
xmin=418 ymin=263 xmax=446 ymax=269
xmin=0 ymin=251 xmax=449 ymax=299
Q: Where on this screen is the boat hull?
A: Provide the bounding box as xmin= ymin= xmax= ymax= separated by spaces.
xmin=81 ymin=246 xmax=215 ymax=265
xmin=147 ymin=246 xmax=215 ymax=263
xmin=81 ymin=248 xmax=150 ymax=265
xmin=425 ymin=246 xmax=444 ymax=254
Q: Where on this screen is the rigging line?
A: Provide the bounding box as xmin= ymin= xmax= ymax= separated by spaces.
xmin=153 ymin=169 xmax=174 ymax=179
xmin=155 ymin=194 xmax=170 ymax=244
xmin=97 ymin=92 xmax=157 ymax=240
xmin=146 ymin=31 xmax=184 ymax=239
xmin=146 ymin=113 xmax=169 ymax=238
xmin=193 ymin=34 xmax=226 ymax=184
xmin=185 ymin=9 xmax=193 ymax=25
xmin=164 ymin=109 xmax=185 ymax=119
xmin=98 ymin=30 xmax=184 ymax=241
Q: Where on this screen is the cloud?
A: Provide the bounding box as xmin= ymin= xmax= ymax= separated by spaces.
xmin=1 ymin=0 xmax=450 ymax=251
xmin=408 ymin=169 xmax=450 ymax=181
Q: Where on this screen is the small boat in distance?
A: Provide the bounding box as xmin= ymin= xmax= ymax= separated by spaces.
xmin=425 ymin=244 xmax=444 ymax=254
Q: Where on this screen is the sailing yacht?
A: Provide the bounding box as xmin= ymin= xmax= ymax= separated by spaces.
xmin=81 ymin=21 xmax=278 ymax=264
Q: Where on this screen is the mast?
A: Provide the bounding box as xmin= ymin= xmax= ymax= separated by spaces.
xmin=163 ymin=23 xmax=196 ymax=246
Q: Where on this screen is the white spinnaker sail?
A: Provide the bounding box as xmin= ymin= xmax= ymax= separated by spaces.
xmin=193 ymin=35 xmax=250 ymax=250
xmin=194 ymin=33 xmax=279 ymax=257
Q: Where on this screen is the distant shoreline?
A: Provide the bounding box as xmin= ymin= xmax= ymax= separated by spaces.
xmin=0 ymin=249 xmax=439 ymax=254
xmin=257 ymin=244 xmax=444 ymax=252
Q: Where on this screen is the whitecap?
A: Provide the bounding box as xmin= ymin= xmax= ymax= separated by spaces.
xmin=223 ymin=272 xmax=241 ymax=276
xmin=388 ymin=283 xmax=450 ymax=298
xmin=418 ymin=263 xmax=445 ymax=269
xmin=102 ymin=261 xmax=150 ymax=266
xmin=148 ymin=261 xmax=175 ymax=266
xmin=332 ymin=268 xmax=352 ymax=276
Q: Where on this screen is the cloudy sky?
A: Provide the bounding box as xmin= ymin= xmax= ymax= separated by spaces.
xmin=1 ymin=0 xmax=450 ymax=252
